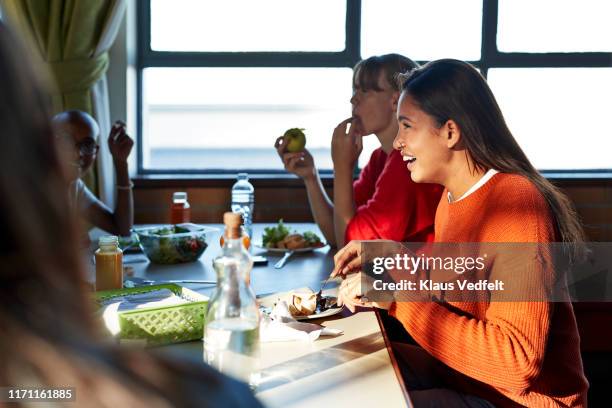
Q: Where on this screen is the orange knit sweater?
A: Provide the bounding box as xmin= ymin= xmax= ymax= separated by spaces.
xmin=389 ymin=173 xmax=588 ymax=407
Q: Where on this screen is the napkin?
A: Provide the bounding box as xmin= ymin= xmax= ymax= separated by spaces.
xmin=260 ymin=300 xmax=343 ymax=342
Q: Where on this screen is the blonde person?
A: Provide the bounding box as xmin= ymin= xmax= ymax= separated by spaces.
xmin=275 ymin=54 xmax=442 ymax=247
xmin=333 ymin=59 xmax=587 ymax=407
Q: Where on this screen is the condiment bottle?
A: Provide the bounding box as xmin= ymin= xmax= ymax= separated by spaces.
xmin=170 ymin=192 xmax=191 ymax=224
xmin=204 ymin=212 xmax=259 ymax=388
xmin=95 ymin=235 xmax=123 ymax=291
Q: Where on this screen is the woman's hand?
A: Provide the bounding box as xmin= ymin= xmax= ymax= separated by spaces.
xmin=274 ymin=136 xmax=316 ymax=180
xmin=331 ymin=117 xmax=363 ymax=172
xmin=332 ymin=240 xmax=364 ymax=278
xmin=337 ymin=272 xmax=391 ymax=313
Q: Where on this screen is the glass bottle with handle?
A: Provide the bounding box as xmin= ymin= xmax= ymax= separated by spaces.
xmin=204 ymin=212 xmax=260 ymax=387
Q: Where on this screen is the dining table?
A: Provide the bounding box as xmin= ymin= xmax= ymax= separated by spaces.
xmin=90 ymin=223 xmax=411 ymax=407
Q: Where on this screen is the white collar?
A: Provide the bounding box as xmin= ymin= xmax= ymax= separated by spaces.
xmin=447 ymin=169 xmax=499 ymax=203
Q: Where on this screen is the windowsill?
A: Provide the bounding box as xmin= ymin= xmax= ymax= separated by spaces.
xmin=540 ymin=171 xmax=612 ymax=180
xmin=132 ymin=170 xmax=612 ymax=188
xmin=133 ymin=172 xmax=335 ymax=188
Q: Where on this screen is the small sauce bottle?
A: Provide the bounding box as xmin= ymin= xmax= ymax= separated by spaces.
xmin=170 ymin=192 xmax=191 ymax=224
xmin=95 ymin=235 xmax=123 ymax=291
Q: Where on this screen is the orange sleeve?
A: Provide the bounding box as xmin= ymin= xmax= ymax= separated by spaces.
xmin=390 ymin=182 xmax=558 ymax=392
xmin=390 ymin=299 xmax=551 ymax=392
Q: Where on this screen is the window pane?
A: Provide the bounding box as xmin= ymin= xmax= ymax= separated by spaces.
xmin=150 ymin=0 xmax=346 ymax=52
xmin=142 ymin=68 xmax=357 ymax=171
xmin=487 ymin=68 xmax=612 ymax=170
xmin=498 ymin=0 xmax=612 ymax=52
xmin=361 ymin=0 xmax=482 ymax=61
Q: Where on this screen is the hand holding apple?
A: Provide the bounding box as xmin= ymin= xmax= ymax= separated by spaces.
xmin=275 ymin=133 xmax=316 ymax=180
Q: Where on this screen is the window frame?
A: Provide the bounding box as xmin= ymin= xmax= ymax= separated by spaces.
xmin=136 ymin=0 xmax=612 ymax=178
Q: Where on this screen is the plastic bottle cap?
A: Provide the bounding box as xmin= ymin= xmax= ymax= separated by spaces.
xmin=237 ymin=173 xmax=248 ymax=181
xmin=99 ymin=235 xmax=119 ymax=246
xmin=173 ymin=192 xmax=188 ymax=201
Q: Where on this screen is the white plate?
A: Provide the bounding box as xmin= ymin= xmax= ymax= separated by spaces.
xmin=259 ymin=303 xmax=343 ymax=321
xmin=293 ymin=306 xmax=343 ymax=320
xmin=254 ymin=244 xmax=327 ymax=253
xmin=258 ymin=289 xmax=343 ymax=320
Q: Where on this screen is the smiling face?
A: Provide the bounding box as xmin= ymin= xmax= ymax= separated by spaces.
xmin=350 ymin=71 xmax=398 ymax=136
xmin=393 ymin=93 xmax=453 ymax=184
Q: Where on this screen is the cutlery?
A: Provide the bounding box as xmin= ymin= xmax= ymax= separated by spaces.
xmin=124 ymin=278 xmax=216 ymax=287
xmin=274 ymin=250 xmax=294 ymax=269
xmin=316 ymin=275 xmax=332 ymax=310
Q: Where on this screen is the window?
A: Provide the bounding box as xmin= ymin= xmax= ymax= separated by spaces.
xmin=142 ymin=67 xmax=352 ymax=171
xmin=150 ymin=0 xmax=346 ymax=52
xmin=488 ymin=68 xmax=612 ymax=170
xmin=497 ymin=0 xmax=612 ymax=53
xmin=361 ymin=0 xmax=483 ymax=61
xmin=138 ymin=0 xmax=612 ymax=175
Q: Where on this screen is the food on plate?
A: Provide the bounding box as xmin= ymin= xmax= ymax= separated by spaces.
xmin=287 ymin=291 xmax=318 ymax=317
xmin=262 ymin=220 xmax=324 ymax=249
xmin=283 ymin=127 xmax=306 ymax=153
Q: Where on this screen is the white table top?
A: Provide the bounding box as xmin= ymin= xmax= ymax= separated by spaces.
xmin=91 ymin=224 xmax=411 ymax=407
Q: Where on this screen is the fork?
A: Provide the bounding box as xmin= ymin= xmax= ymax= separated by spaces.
xmin=273 ymin=250 xmax=295 ymax=269
xmin=316 ymin=275 xmax=332 ymax=303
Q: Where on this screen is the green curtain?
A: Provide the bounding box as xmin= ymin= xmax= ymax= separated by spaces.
xmin=1 ymin=0 xmax=118 ymax=195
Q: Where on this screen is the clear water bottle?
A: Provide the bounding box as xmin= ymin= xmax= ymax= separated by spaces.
xmin=231 ymin=173 xmax=254 ymax=240
xmin=204 ymin=212 xmax=260 ymax=387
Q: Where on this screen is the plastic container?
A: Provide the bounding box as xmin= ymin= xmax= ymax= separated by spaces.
xmin=95 ymin=284 xmax=208 ymax=346
xmin=231 ymin=174 xmax=254 ymax=240
xmin=135 ymin=224 xmax=216 ymax=264
xmin=95 ymin=235 xmax=123 ymax=291
xmin=170 ymin=192 xmax=191 ymax=224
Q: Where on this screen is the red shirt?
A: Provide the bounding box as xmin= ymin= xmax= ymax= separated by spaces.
xmin=345 ymin=148 xmax=442 ymax=243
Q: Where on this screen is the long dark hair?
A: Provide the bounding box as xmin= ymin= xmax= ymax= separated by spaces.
xmin=0 ymin=21 xmax=92 ymax=336
xmin=399 ymin=59 xmax=585 ymax=258
xmin=0 ymin=22 xmax=259 ymax=407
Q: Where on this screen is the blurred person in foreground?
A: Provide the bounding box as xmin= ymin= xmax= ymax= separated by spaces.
xmin=52 ymin=110 xmax=134 ymax=238
xmin=0 ymin=22 xmax=263 ymax=408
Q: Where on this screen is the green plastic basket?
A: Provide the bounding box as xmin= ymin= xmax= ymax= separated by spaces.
xmin=95 ymin=284 xmax=208 ymax=346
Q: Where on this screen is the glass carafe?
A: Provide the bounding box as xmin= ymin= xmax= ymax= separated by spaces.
xmin=204 ymin=214 xmax=259 ymax=387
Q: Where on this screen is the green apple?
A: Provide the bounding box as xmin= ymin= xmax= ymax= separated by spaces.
xmin=284 ymin=128 xmax=306 ymax=153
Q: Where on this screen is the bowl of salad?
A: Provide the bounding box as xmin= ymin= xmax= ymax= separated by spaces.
xmin=135 ymin=224 xmax=217 ymax=264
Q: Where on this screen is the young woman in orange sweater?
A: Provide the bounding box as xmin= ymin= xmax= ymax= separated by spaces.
xmin=333 ymin=59 xmax=588 ymax=407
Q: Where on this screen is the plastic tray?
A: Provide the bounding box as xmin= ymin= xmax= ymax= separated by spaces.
xmin=95 ymin=284 xmax=208 ymax=346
